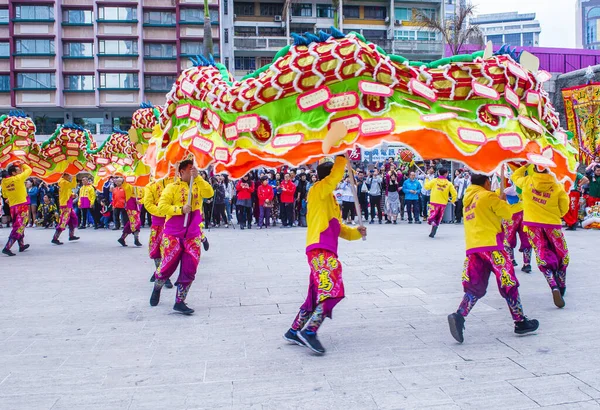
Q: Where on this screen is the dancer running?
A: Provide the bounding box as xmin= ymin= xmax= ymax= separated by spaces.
xmin=78 ymin=177 xmax=95 ymax=229
xmin=448 ymin=174 xmax=539 ymax=343
xmin=1 ymin=161 xmax=32 ymax=256
xmin=424 ymin=168 xmax=457 ymax=238
xmin=512 ymin=164 xmax=570 ymax=308
xmin=113 ymin=178 xmax=142 ymax=247
xmin=503 ymin=184 xmax=532 ymax=273
xmin=149 ymin=161 xmax=214 ymax=315
xmin=52 ymin=174 xmax=80 ymax=245
xmin=283 ymin=157 xmax=366 ymax=354
xmin=143 ymin=177 xmax=174 ymax=288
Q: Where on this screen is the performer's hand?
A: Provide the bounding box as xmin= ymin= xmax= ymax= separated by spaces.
xmin=182 ymin=204 xmax=192 ymax=214
xmin=357 ymin=226 xmax=367 ymax=238
xmin=191 ymin=168 xmax=199 ymax=179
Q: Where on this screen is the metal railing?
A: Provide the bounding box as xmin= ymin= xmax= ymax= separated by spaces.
xmin=233 ymin=37 xmax=290 ymax=50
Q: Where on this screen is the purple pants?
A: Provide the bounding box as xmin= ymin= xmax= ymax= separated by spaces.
xmin=427 ymin=203 xmax=446 ymax=226
xmin=458 ymin=250 xmax=524 ymax=322
xmin=259 ymin=206 xmax=272 ymax=227
xmin=56 ymin=207 xmax=78 ymax=232
xmin=526 ymin=226 xmax=569 ymax=290
xmin=155 ymin=234 xmax=202 ymax=286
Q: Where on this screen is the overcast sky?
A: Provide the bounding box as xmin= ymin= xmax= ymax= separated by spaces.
xmin=473 ymin=0 xmax=577 ymax=48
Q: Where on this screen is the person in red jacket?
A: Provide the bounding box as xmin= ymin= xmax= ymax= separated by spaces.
xmin=257 ymin=177 xmax=274 ymax=229
xmin=280 ymin=173 xmax=297 ymax=228
xmin=236 ymin=174 xmax=255 ymax=230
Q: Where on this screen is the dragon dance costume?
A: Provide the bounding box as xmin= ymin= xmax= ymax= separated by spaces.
xmin=512 ymin=166 xmax=570 ymax=308
xmin=285 ymin=157 xmax=363 ymax=354
xmin=150 ymin=175 xmax=214 ymax=312
xmin=1 ymin=163 xmax=32 ymax=255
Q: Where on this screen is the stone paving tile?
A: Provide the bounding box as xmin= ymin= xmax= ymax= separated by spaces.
xmin=0 ymin=225 xmax=598 ymax=409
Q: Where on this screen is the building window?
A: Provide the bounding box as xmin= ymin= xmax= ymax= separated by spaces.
xmin=224 ymin=57 xmax=229 ymax=69
xmin=417 ymin=31 xmax=437 ymax=41
xmin=234 ymin=2 xmax=254 ymax=16
xmin=181 ymin=41 xmax=202 ymax=55
xmin=522 ymin=23 xmax=540 ymax=29
xmin=17 ymin=73 xmax=56 ymax=89
xmin=62 ymin=9 xmax=93 ymax=24
xmin=395 ymin=8 xmax=410 ymax=21
xmin=364 ymin=6 xmax=386 ymax=20
xmin=316 ymin=4 xmax=335 ymax=18
xmin=16 ymin=39 xmax=55 ymax=55
xmin=259 ymin=57 xmax=271 ymax=67
xmin=143 ymin=11 xmax=175 ymax=25
xmin=100 ymin=73 xmax=139 ymax=89
xmin=224 ymin=0 xmax=228 ymax=15
xmin=504 ymin=33 xmax=521 ymax=45
xmin=180 ymin=8 xmax=218 ymax=24
xmin=260 ymin=3 xmax=283 ymax=16
xmin=144 ymin=75 xmax=176 ymax=91
xmin=64 ymin=75 xmax=94 ymax=91
xmin=292 ymin=4 xmax=312 ymax=17
xmin=522 ymin=32 xmax=534 ymax=47
xmin=342 ymin=6 xmax=359 ymax=19
xmin=15 ymin=5 xmax=54 ymax=20
xmin=394 ymin=30 xmax=416 ymax=40
xmin=0 ymin=42 xmax=8 ymax=57
xmin=363 ymin=30 xmax=386 ymax=41
xmin=234 ymin=26 xmax=256 ymax=37
xmin=487 ymin=34 xmax=503 ymax=45
xmin=257 ymin=27 xmax=284 ymax=36
xmin=99 ymin=40 xmax=138 ymax=55
xmin=0 ymin=75 xmax=9 ymax=91
xmin=98 ymin=7 xmax=137 ymax=21
xmin=224 ymin=28 xmax=229 ymax=43
xmin=144 ymin=43 xmax=176 ymax=58
xmin=414 ymin=8 xmax=435 ymax=20
xmin=0 ymin=9 xmax=8 ymax=24
xmin=235 ymin=56 xmax=255 ymax=71
xmin=504 ymin=25 xmax=521 ymax=30
xmin=63 ymin=42 xmax=93 ymax=57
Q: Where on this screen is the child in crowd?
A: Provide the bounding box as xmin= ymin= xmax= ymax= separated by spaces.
xmin=257 ymin=177 xmax=274 ymax=229
xmin=100 ymin=198 xmax=112 ymax=229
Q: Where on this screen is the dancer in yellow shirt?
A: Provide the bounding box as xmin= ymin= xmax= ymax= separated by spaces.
xmin=78 ymin=177 xmax=96 ymax=229
xmin=1 ymin=161 xmax=32 ymax=256
xmin=448 ymin=174 xmax=539 ymax=344
xmin=283 ymin=156 xmax=366 ymax=354
xmin=149 ymin=160 xmax=214 ymax=315
xmin=52 ymin=174 xmax=80 ymax=245
xmin=112 ymin=178 xmax=142 ymax=247
xmin=512 ymin=164 xmax=570 ymax=308
xmin=424 ymin=168 xmax=457 ymax=238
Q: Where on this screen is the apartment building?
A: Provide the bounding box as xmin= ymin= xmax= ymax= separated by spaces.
xmin=472 ymin=12 xmax=541 ymax=48
xmin=576 ymin=0 xmax=600 ymax=49
xmin=0 ymin=0 xmax=221 ymax=134
xmin=228 ymin=0 xmax=445 ymax=79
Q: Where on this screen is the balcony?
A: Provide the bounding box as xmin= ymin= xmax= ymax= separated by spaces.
xmin=233 ymin=37 xmax=290 ymax=52
xmin=378 ymin=40 xmax=444 ymax=59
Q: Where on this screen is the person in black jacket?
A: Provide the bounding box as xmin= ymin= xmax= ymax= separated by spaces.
xmin=212 ymin=175 xmax=228 ymax=227
xmin=356 ymin=170 xmax=369 ymax=222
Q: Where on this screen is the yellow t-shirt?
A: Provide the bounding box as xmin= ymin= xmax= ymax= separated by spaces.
xmin=424 ymin=177 xmax=457 ymax=205
xmin=0 ymin=164 xmax=32 ymax=206
xmin=58 ymin=178 xmax=77 ymax=207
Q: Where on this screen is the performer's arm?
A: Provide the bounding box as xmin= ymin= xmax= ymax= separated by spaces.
xmin=320 ymin=156 xmax=346 ymax=197
xmin=195 ymin=175 xmax=214 ymax=199
xmin=339 ymin=224 xmax=363 ymax=241
xmin=143 ymin=184 xmax=161 ymax=216
xmin=158 ymin=184 xmax=183 ymax=217
xmin=490 ymin=194 xmax=513 ymax=220
xmin=449 ymin=184 xmax=458 ymax=204
xmin=90 ymin=187 xmax=96 ymax=204
xmin=511 ymin=166 xmax=528 ymax=190
xmin=424 ymin=178 xmax=434 ymax=191
xmin=18 ymin=164 xmax=33 ymax=182
xmin=558 ymin=187 xmax=570 ymax=217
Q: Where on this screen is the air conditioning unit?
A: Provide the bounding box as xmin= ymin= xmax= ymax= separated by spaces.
xmin=395 ymin=19 xmax=401 ymax=25
xmin=274 ymin=15 xmax=282 ymax=22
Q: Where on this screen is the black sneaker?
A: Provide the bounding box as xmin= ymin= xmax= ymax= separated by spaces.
xmin=203 ymin=239 xmax=209 ymax=251
xmin=560 ymin=287 xmax=566 ymax=297
xmin=283 ymin=329 xmax=306 ymax=347
xmin=378 ymin=220 xmax=382 ymax=224
xmin=298 ymin=329 xmax=325 ymax=354
xmin=447 ymin=312 xmax=465 ymax=343
xmin=369 ymin=220 xmax=374 ymax=225
xmin=2 ymin=248 xmax=15 ymax=257
xmin=150 ymin=287 xmax=161 ymax=306
xmin=118 ymin=238 xmax=127 ymax=247
xmin=19 ymin=244 xmax=30 ymax=252
xmin=512 ymin=260 xmax=518 ymax=266
xmin=240 ymin=225 xmax=245 ymax=230
xmin=385 ymin=220 xmax=392 ymax=224
xmin=69 ymin=236 xmax=80 ymax=241
xmin=80 ymin=226 xmax=86 ymax=230
xmin=150 ymin=273 xmax=155 ymax=282
xmin=408 ymin=221 xmax=413 ymax=224
xmin=51 ymin=239 xmax=63 ymax=245
xmin=165 ymin=278 xmax=174 ymax=289
xmin=173 ymin=302 xmax=194 ymax=315
xmin=416 ymin=221 xmax=422 ymax=224
xmin=514 ymin=318 xmax=539 ymax=335
xmin=552 ymin=287 xmax=565 ymax=308
xmin=393 ymin=220 xmax=397 ymax=224
xmin=521 ymin=264 xmax=532 ymax=273
xmin=429 ymin=226 xmax=438 ymax=238
xmin=566 ymin=225 xmax=577 ymax=231
xmin=134 ymin=238 xmax=142 ymax=247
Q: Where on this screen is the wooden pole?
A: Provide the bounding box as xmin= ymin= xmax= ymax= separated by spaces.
xmin=345 ymin=153 xmax=366 ymax=241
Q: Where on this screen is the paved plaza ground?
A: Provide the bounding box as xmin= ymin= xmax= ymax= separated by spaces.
xmin=0 ymin=222 xmax=599 ymax=409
